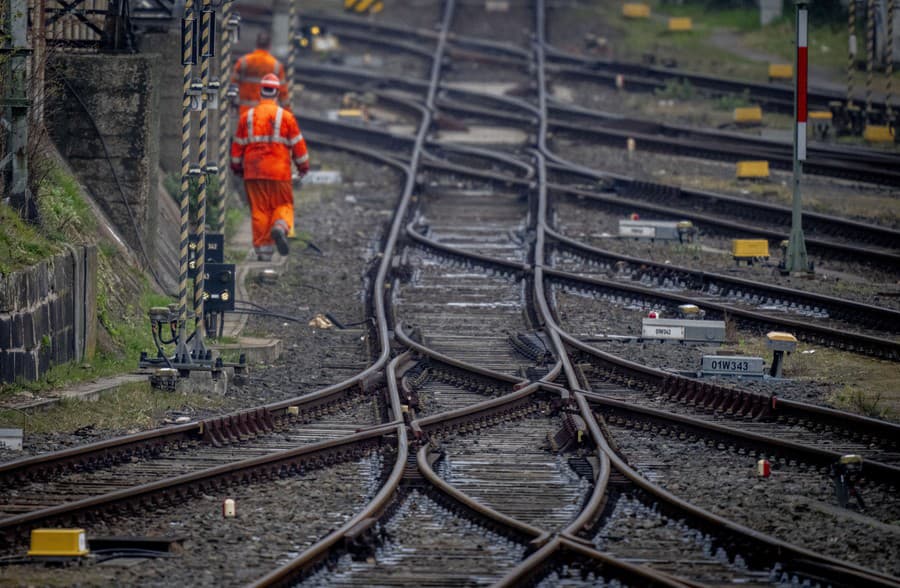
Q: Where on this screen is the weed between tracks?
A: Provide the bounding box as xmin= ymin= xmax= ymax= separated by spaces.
xmin=734 ymin=337 xmax=899 ymax=420
xmin=0 ymin=381 xmax=225 ymax=434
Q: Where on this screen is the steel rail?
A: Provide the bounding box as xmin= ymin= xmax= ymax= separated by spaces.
xmin=294 ymin=62 xmax=900 ymax=261
xmin=532 ymin=7 xmax=900 ymax=584
xmin=546 ymin=226 xmax=900 ymax=333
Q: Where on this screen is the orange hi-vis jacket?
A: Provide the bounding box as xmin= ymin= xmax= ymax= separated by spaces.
xmin=231 ymin=99 xmax=309 ymax=181
xmin=231 ymin=49 xmax=288 ymax=112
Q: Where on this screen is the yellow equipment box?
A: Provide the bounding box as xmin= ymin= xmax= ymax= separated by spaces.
xmin=27 ymin=529 xmax=89 ymax=557
xmin=863 ymin=125 xmax=894 ymax=143
xmin=736 ymin=160 xmax=769 ymax=179
xmin=733 ymin=106 xmax=762 ymax=124
xmin=768 ymin=64 xmax=793 ymax=79
xmin=808 ymin=110 xmax=833 ymax=120
xmin=732 ymin=239 xmax=770 ymax=259
xmin=622 ymin=3 xmax=650 ymax=18
xmin=668 ymin=17 xmax=692 ymax=31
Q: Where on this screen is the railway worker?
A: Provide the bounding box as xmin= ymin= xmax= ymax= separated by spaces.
xmin=231 ymin=32 xmax=289 ymax=117
xmin=231 ymin=74 xmax=310 ymax=261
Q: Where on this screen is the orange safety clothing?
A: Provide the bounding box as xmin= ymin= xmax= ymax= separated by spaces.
xmin=231 ymin=48 xmax=288 ymax=115
xmin=230 ymin=98 xmax=310 ymax=181
xmin=245 ymin=179 xmax=294 ymax=249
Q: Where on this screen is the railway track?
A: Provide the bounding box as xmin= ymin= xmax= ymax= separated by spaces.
xmin=7 ymin=1 xmax=900 ymax=586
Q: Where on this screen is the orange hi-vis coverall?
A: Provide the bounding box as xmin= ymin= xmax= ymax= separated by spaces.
xmin=231 ymin=49 xmax=289 ymax=116
xmin=231 ymin=99 xmax=310 ymax=251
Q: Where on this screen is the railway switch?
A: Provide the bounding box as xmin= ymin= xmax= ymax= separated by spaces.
xmin=27 ymin=529 xmax=89 ymax=558
xmin=766 ymin=331 xmax=797 ymax=378
xmin=732 ymin=239 xmax=770 ymax=266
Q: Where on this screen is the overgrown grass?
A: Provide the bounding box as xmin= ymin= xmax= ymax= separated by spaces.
xmin=0 ymin=206 xmax=58 ymax=275
xmin=0 ymin=381 xmax=224 ymax=434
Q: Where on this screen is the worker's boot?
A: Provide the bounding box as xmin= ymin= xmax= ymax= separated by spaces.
xmin=271 ymin=221 xmax=290 ymax=256
xmin=256 ymin=245 xmax=274 ymax=262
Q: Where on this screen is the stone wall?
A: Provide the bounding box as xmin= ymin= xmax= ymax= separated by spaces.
xmin=140 ymin=29 xmax=183 ymax=176
xmin=47 ymin=54 xmax=161 ymax=263
xmin=0 ymin=246 xmax=97 ymax=384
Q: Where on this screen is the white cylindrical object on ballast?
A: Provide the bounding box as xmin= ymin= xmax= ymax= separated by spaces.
xmin=223 ymin=498 xmax=236 ymax=517
xmin=615 ymin=74 xmax=625 ymax=90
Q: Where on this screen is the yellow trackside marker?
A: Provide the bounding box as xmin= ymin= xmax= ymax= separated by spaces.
xmin=355 ymin=0 xmax=377 ymax=12
xmin=668 ymin=17 xmax=692 ymax=31
xmin=372 ymin=1 xmax=384 ymax=13
xmin=808 ymin=110 xmax=833 ymax=120
xmin=622 ymin=3 xmax=650 ymax=18
xmin=736 ymin=160 xmax=769 ymax=179
xmin=344 ymin=0 xmax=355 ymax=9
xmin=28 ymin=529 xmax=89 ymax=557
xmin=732 ymin=239 xmax=770 ymax=259
xmin=733 ymin=106 xmax=763 ymax=124
xmin=863 ymin=125 xmax=895 ymax=143
xmin=768 ymin=64 xmax=793 ymax=79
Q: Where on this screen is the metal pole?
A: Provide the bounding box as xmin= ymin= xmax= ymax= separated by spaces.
xmin=288 ymin=0 xmax=296 ymax=106
xmin=215 ymin=0 xmax=233 ymax=233
xmin=7 ymin=0 xmax=31 ymax=220
xmin=867 ymin=0 xmax=875 ymax=117
xmin=177 ymin=2 xmax=196 ymax=362
xmin=192 ymin=0 xmax=212 ymax=355
xmin=848 ymin=0 xmax=857 ymax=107
xmin=786 ymin=0 xmax=810 ymax=274
xmin=887 ymin=0 xmax=895 ymax=118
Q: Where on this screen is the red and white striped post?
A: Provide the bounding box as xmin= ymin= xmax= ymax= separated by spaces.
xmin=785 ymin=0 xmax=811 ymax=274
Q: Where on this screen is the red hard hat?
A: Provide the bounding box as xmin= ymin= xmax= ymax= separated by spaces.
xmin=260 ymin=74 xmax=281 ymax=89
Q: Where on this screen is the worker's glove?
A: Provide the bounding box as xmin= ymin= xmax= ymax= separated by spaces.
xmin=230 ymin=163 xmax=244 ymax=177
xmin=296 ymin=162 xmax=310 ymax=177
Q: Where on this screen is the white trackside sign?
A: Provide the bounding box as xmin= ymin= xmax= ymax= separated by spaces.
xmin=641 ymin=324 xmax=685 ymax=340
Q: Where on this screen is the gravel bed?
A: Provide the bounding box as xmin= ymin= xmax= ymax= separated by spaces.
xmin=0 ymin=148 xmax=400 ymax=462
xmin=451 ymin=1 xmax=534 ymax=49
xmin=552 ymin=137 xmax=900 ymax=229
xmin=552 ymin=196 xmax=900 ymax=310
xmin=1 ymin=450 xmax=387 ymax=587
xmin=608 ymin=422 xmax=900 ymax=577
xmin=302 ymin=489 xmax=528 ymax=586
xmin=554 ymin=288 xmax=842 ymax=406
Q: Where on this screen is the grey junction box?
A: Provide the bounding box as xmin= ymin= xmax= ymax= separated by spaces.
xmin=641 ymin=318 xmax=726 ymax=343
xmin=701 ymin=355 xmax=765 ymax=377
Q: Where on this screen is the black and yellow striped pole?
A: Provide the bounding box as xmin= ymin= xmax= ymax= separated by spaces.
xmin=178 ymin=0 xmax=197 ymax=362
xmin=215 ymin=0 xmax=233 ymax=233
xmin=848 ymin=0 xmax=856 ymax=108
xmin=887 ymin=0 xmax=894 ymax=118
xmin=866 ymin=0 xmax=875 ymax=117
xmin=288 ymin=0 xmax=296 ymax=106
xmin=192 ymin=0 xmax=212 ymax=352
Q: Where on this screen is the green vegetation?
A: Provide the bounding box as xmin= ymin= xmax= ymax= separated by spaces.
xmin=0 ymin=205 xmax=58 ymax=274
xmin=0 ymin=381 xmax=224 ymax=434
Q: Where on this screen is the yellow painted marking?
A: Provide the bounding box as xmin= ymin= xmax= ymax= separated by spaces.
xmin=344 ymin=0 xmax=355 ymax=9
xmin=736 ymin=160 xmax=770 ymax=179
xmin=355 ymin=0 xmax=377 ymax=12
xmin=622 ymin=3 xmax=650 ymax=18
xmin=766 ymin=331 xmax=797 ymax=343
xmin=863 ymin=125 xmax=894 ymax=143
xmin=372 ymin=1 xmax=384 ymax=13
xmin=733 ymin=106 xmax=762 ymax=123
xmin=668 ymin=17 xmax=692 ymax=31
xmin=732 ymin=239 xmax=770 ymax=258
xmin=768 ymin=64 xmax=793 ymax=79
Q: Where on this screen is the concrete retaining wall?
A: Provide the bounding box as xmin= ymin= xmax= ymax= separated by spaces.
xmin=47 ymin=54 xmax=161 ymax=263
xmin=0 ymin=246 xmax=97 ymax=384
